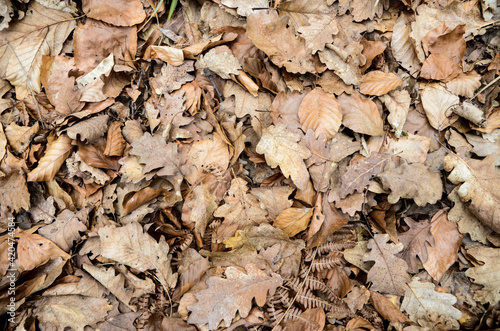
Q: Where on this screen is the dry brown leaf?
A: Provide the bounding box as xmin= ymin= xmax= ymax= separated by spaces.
xmin=66 ymin=115 xmax=109 ymax=143
xmin=5 ymin=122 xmax=39 ymax=153
xmin=360 ymin=40 xmax=386 ymax=73
xmin=223 ymin=80 xmax=272 ymax=119
xmin=465 ymin=245 xmax=500 ymax=305
xmin=363 ymin=234 xmax=411 ymax=296
xmin=150 ymin=45 xmax=184 ymax=66
xmin=444 ymin=153 xmax=500 ymax=234
xmin=246 ymin=11 xmax=315 ymax=74
xmin=98 ymin=222 xmax=177 ymax=289
xmin=359 ymin=71 xmax=403 ymax=96
xmin=298 ymin=87 xmax=342 ymax=139
xmin=187 ymin=263 xmax=282 ymax=330
xmin=27 ymin=134 xmax=73 ymax=182
xmin=445 ymin=72 xmax=482 ymax=98
xmin=274 ymin=207 xmax=313 ymax=238
xmin=378 ymin=160 xmax=443 ymax=207
xmin=307 ymin=194 xmax=349 ymax=248
xmin=104 ymin=121 xmax=126 ymax=157
xmin=423 ymin=210 xmax=462 ymax=281
xmin=398 ymin=217 xmax=434 ymax=273
xmin=221 ymin=0 xmax=269 ymax=17
xmin=38 ymin=208 xmax=88 ymax=252
xmin=297 ymin=15 xmax=339 ymax=54
xmin=0 ymin=171 xmax=30 ymax=212
xmin=270 ymin=90 xmax=305 ymax=135
xmin=182 ymin=181 xmax=217 ymax=245
xmin=420 ymin=84 xmax=459 ymax=131
xmin=370 ymin=291 xmax=409 ymax=323
xmin=149 ymin=62 xmax=194 ymax=95
xmin=214 ymin=178 xmax=268 ymax=241
xmin=195 ymin=46 xmax=241 ymax=79
xmin=350 ymin=0 xmax=383 ymax=22
xmin=17 ymin=231 xmax=70 ymax=270
xmin=130 ymin=132 xmax=182 ymax=175
xmin=401 ymin=277 xmax=462 ymax=330
xmin=317 ymin=70 xmax=354 ymax=95
xmin=250 ymin=186 xmax=294 ymax=220
xmin=340 ymin=152 xmax=391 ymax=199
xmin=420 ymin=53 xmax=456 ymax=81
xmin=34 ymin=295 xmax=112 ymax=331
xmin=338 ymin=92 xmax=384 ymax=136
xmin=0 ymin=2 xmax=75 ymax=99
xmin=78 ymin=141 xmax=120 ymax=171
xmin=185 ymin=134 xmax=230 ymax=184
xmin=122 ymin=186 xmax=168 ymax=216
xmin=82 ymin=0 xmax=146 ymax=26
xmin=383 ymin=134 xmax=431 ymax=164
xmin=391 ymin=13 xmax=421 ymax=76
xmin=256 ymin=124 xmax=312 ymax=190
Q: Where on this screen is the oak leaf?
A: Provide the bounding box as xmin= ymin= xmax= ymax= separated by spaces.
xmin=0 ymin=171 xmax=30 ymax=213
xmin=251 ymin=186 xmax=294 ymax=220
xmin=298 ymin=87 xmax=342 ymax=139
xmin=397 ymin=217 xmax=434 ymax=274
xmin=359 ymin=71 xmax=403 ymax=96
xmin=149 ymin=62 xmax=194 ymax=95
xmin=5 ymin=122 xmax=39 ymax=153
xmin=17 ymin=231 xmax=70 ymax=270
xmin=130 ymin=132 xmax=182 ymax=175
xmin=256 ymin=124 xmax=312 ymax=190
xmin=363 ymin=234 xmax=411 ymax=296
xmin=338 ymin=92 xmax=384 ymax=136
xmin=350 ymin=0 xmax=383 ymax=22
xmin=182 ymin=181 xmax=217 ymax=245
xmin=444 ymin=153 xmax=500 ymax=233
xmin=38 ymin=208 xmax=88 ymax=252
xmin=401 ymin=277 xmax=462 ymax=330
xmin=195 ymin=46 xmax=241 ymax=79
xmin=34 ymin=295 xmax=112 ymax=331
xmin=187 ymin=263 xmax=282 ymax=330
xmin=221 ymin=0 xmax=269 ymax=17
xmin=98 ymin=222 xmax=177 ymax=289
xmin=297 ymin=15 xmax=339 ymax=54
xmin=378 ymin=160 xmax=443 ymax=207
xmin=465 ymin=245 xmax=500 ymax=305
xmin=27 ymin=134 xmax=73 ymax=182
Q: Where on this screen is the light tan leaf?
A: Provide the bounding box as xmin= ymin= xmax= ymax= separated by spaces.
xmin=445 ymin=72 xmax=482 ymax=98
xmin=444 ymin=153 xmax=500 ymax=233
xmin=297 ymin=15 xmax=339 ymax=54
xmin=383 ymin=134 xmax=431 ymax=164
xmin=42 ymin=269 xmax=107 ymax=298
xmin=0 ymin=171 xmax=30 ymax=212
xmin=0 ymin=0 xmax=13 ymax=30
xmin=220 ymin=0 xmax=269 ymax=16
xmin=256 ymin=124 xmax=312 ymax=190
xmin=5 ymin=122 xmax=39 ymax=153
xmin=378 ymin=160 xmax=443 ymax=207
xmin=401 ymin=277 xmax=462 ymax=329
xmin=151 ymin=45 xmax=184 ymax=66
xmin=391 ymin=13 xmax=421 ymax=76
xmin=223 ymin=80 xmax=272 ymax=119
xmin=298 ymin=87 xmax=342 ymax=139
xmin=130 ymin=132 xmax=182 ymax=175
xmin=0 ymin=2 xmax=75 ymax=99
xmin=98 ymin=222 xmax=177 ymax=288
xmin=82 ymin=263 xmax=134 ymax=309
xmin=18 ymin=231 xmax=70 ymax=270
xmin=0 ymin=123 xmax=6 ymax=161
xmin=215 ymin=178 xmax=268 ymax=241
xmin=344 ymin=241 xmax=371 ymax=273
xmin=104 ymin=121 xmax=126 ymax=157
xmin=379 ymin=90 xmax=411 ymax=137
xmin=66 ymin=115 xmax=109 ymax=143
xmin=247 ymin=11 xmax=315 ymax=74
xmin=187 ymin=263 xmax=282 ymax=330
xmin=420 ymin=53 xmax=456 ymax=81
xmin=27 ymin=134 xmax=73 ymax=182
xmin=195 ymin=46 xmax=241 ymax=79
xmin=274 ymin=207 xmax=313 ymax=237
xmin=149 ymin=62 xmax=194 ymax=95
xmin=34 ymin=295 xmax=112 ymax=331
xmin=76 ymin=54 xmax=114 ymax=102
xmin=421 ymin=84 xmax=459 ymax=130
xmin=122 ymin=186 xmax=168 ymax=216
xmin=350 ymin=0 xmax=383 ymax=22
xmin=185 ymin=133 xmax=230 ymax=184
xmin=318 ymin=43 xmax=364 ymax=85
xmin=423 ymin=210 xmax=462 ymax=281
xmin=338 ymin=92 xmax=384 ymax=136
xmin=82 ymin=0 xmax=146 ymax=26
xmin=363 ymin=234 xmax=410 ymax=296
xmin=250 ymin=186 xmax=294 ymax=220
xmin=182 ymin=181 xmax=217 ymax=244
xmin=465 ymin=245 xmax=500 ymax=305
xmin=359 ymin=71 xmax=402 ymax=96
xmin=38 ymin=209 xmax=88 ymax=252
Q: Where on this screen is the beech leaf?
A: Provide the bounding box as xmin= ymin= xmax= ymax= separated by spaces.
xmin=298 ymin=87 xmax=342 ymax=139
xmin=27 ymin=134 xmax=74 ymax=182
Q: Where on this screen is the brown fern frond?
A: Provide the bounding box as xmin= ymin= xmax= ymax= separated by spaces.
xmin=295 ymin=287 xmax=349 ymax=318
xmin=317 ymin=240 xmax=357 ymax=255
xmin=288 ymin=276 xmax=344 ymax=305
xmin=267 ymin=303 xmax=284 ymax=323
xmin=325 ymin=226 xmax=356 ymax=242
xmin=310 ymin=255 xmax=344 ymax=272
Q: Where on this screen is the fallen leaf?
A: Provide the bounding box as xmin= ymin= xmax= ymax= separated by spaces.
xmin=359 ymin=71 xmax=403 ymax=96
xmin=151 ymin=45 xmax=184 ymax=66
xmin=38 ymin=208 xmax=88 ymax=252
xmin=363 ymin=234 xmax=411 ymax=296
xmin=18 ymin=231 xmax=70 ymax=270
xmin=420 ymin=84 xmax=459 ymax=131
xmin=370 ymin=291 xmax=409 ymax=323
xmin=297 ymin=15 xmax=339 ymax=54
xmin=0 ymin=171 xmax=30 ymax=212
xmin=256 ymin=124 xmax=312 ymax=190
xmin=27 ymin=134 xmax=73 ymax=182
xmin=34 ymin=295 xmax=112 ymax=331
xmin=398 ymin=217 xmax=434 ymax=274
xmin=465 ymin=245 xmax=500 ymax=305
xmin=391 ymin=13 xmax=421 ymax=76
xmin=185 ymin=134 xmax=230 ymax=184
xmin=298 ymin=87 xmax=342 ymax=139
xmin=5 ymin=122 xmax=39 ymax=153
xmin=104 ymin=121 xmax=126 ymax=157
xmin=221 ymin=0 xmax=269 ymax=17
xmin=350 ymin=0 xmax=383 ymax=22
xmin=274 ymin=207 xmax=313 ymax=238
xmin=251 ymin=186 xmax=294 ymax=220
xmin=401 ymin=277 xmax=462 ymax=330
xmin=149 ymin=62 xmax=194 ymax=95
xmin=98 ymin=222 xmax=177 ymax=289
xmin=66 ymin=115 xmax=109 ymax=143
xmin=445 ymin=72 xmax=482 ymax=98
xmin=82 ymin=0 xmax=146 ymax=26
xmin=338 ymin=92 xmax=384 ymax=136
xmin=187 ymin=263 xmax=282 ymax=330
xmin=195 ymin=46 xmax=241 ymax=79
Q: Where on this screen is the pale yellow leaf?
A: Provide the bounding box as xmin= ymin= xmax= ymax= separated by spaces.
xmin=4 ymin=122 xmax=39 ymax=153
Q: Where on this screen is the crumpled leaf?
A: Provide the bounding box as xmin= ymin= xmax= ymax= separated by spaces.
xmin=221 ymin=0 xmax=269 ymax=17
xmin=27 ymin=134 xmax=74 ymax=182
xmin=465 ymin=245 xmax=500 ymax=305
xmin=0 ymin=2 xmax=75 ymax=99
xmin=34 ymin=295 xmax=113 ymax=331
xmin=0 ymin=171 xmax=30 ymax=213
xmin=66 ymin=115 xmax=109 ymax=143
xmin=298 ymin=87 xmax=342 ymax=139
xmin=98 ymin=222 xmax=177 ymax=289
xmin=421 ymin=84 xmax=459 ymax=131
xmin=195 ymin=46 xmax=241 ymax=79
xmin=378 ymin=159 xmax=443 ymax=207
xmin=104 ymin=121 xmax=126 ymax=157
xmin=401 ymin=277 xmax=462 ymax=330
xmin=256 ymin=124 xmax=312 ymax=190
xmin=5 ymin=122 xmax=39 ymax=153
xmin=338 ymin=92 xmax=384 ymax=136
xmin=297 ymin=15 xmax=339 ymax=54
xmin=185 ymin=133 xmax=230 ymax=184
xmin=444 ymin=153 xmax=500 ymax=233
xmin=38 ymin=208 xmax=88 ymax=252
xmin=391 ymin=13 xmax=421 ymax=76
xmin=363 ymin=234 xmax=411 ymax=296
xmin=17 ymin=231 xmax=70 ymax=270
xmin=187 ymin=263 xmax=282 ymax=330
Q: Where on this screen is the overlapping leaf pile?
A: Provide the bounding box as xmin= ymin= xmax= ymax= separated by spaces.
xmin=0 ymin=0 xmax=500 ymax=330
